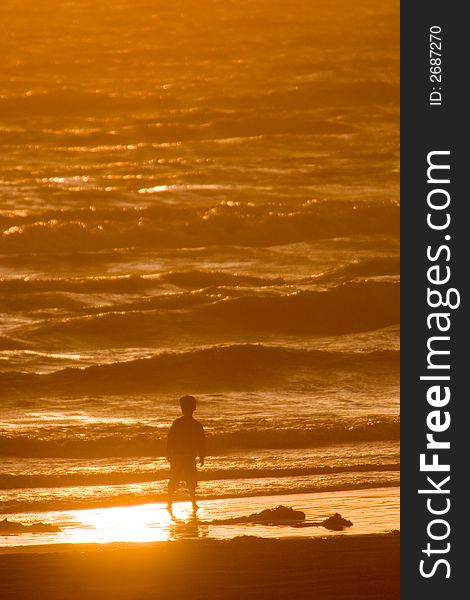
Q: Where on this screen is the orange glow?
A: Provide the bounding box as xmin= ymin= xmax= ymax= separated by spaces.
xmin=67 ymin=505 xmax=172 ymax=543
xmin=1 ymin=9 xmax=399 ymax=597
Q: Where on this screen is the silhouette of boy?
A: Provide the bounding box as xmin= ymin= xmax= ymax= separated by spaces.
xmin=166 ymin=395 xmax=206 ymax=512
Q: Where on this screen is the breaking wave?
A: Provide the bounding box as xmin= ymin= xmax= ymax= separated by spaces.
xmin=4 ymin=280 xmax=399 ymax=350
xmin=0 ymin=270 xmax=284 ymax=295
xmin=1 ymin=201 xmax=399 ymax=253
xmin=0 ymin=462 xmax=399 ymax=490
xmin=0 ymin=343 xmax=399 ymax=396
xmin=0 ymin=415 xmax=399 ymax=458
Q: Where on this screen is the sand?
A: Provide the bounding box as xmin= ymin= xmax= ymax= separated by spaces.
xmin=0 ymin=534 xmax=399 ymax=599
xmin=0 ymin=488 xmax=400 ymax=549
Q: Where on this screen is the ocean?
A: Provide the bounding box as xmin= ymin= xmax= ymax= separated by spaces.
xmin=0 ymin=0 xmax=399 ymax=541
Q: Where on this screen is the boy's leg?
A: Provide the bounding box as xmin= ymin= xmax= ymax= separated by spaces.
xmin=187 ymin=480 xmax=198 ymax=511
xmin=185 ymin=459 xmax=199 ymax=510
xmin=167 ymin=479 xmax=176 ymax=510
xmin=167 ymin=461 xmax=180 ymax=510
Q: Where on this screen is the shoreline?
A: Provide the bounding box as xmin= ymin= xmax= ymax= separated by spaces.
xmin=0 ymin=530 xmax=398 ymax=555
xmin=0 ymin=533 xmax=400 ymax=599
xmin=1 ymin=487 xmax=399 ymax=548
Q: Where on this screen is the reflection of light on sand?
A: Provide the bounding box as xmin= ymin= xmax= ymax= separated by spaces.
xmin=61 ymin=502 xmax=210 ymax=544
xmin=0 ymin=487 xmax=399 ymax=549
xmin=65 ymin=505 xmax=172 ymax=543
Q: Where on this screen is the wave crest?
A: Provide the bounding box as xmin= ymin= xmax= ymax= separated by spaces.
xmin=1 ymin=201 xmax=399 ymax=253
xmin=0 ymin=343 xmax=399 ymax=396
xmin=0 ymin=416 xmax=399 ymax=458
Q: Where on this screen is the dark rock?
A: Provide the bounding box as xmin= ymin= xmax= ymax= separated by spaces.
xmin=211 ymin=505 xmax=306 ymax=525
xmin=320 ymin=513 xmax=353 ymax=531
xmin=0 ymin=518 xmax=61 ymax=535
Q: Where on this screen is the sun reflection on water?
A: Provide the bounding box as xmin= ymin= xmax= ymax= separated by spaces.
xmin=64 ymin=504 xmax=175 ymax=543
xmin=58 ymin=502 xmax=212 ymax=544
xmin=1 ymin=489 xmax=400 ymax=549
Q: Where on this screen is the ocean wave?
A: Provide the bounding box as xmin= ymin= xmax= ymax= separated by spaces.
xmin=0 ymin=270 xmax=285 ymax=295
xmin=0 ymin=415 xmax=399 ymax=458
xmin=0 ymin=462 xmax=399 ymax=490
xmin=313 ymin=257 xmax=399 ymax=283
xmin=196 ymin=280 xmax=399 ymax=335
xmin=0 ymin=274 xmax=157 ymax=294
xmin=0 ymin=79 xmax=397 ymax=121
xmin=0 ymin=336 xmax=28 ymax=351
xmin=0 ymin=479 xmax=400 ymax=515
xmin=5 ymin=280 xmax=399 ymax=350
xmin=0 ymin=201 xmax=399 ymax=253
xmin=0 ymin=90 xmax=137 ymax=117
xmin=0 ymin=342 xmax=399 ymax=396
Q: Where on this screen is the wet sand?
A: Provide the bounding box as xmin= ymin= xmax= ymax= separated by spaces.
xmin=0 ymin=487 xmax=400 ymax=548
xmin=0 ymin=534 xmax=399 ymax=599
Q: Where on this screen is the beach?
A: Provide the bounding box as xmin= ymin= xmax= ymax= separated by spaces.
xmin=0 ymin=488 xmax=399 ymax=547
xmin=0 ymin=534 xmax=399 ymax=599
xmin=1 ymin=1 xmax=399 ymax=596
xmin=0 ymin=488 xmax=399 ymax=597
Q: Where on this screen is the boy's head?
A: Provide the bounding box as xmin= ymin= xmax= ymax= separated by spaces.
xmin=179 ymin=395 xmax=197 ymax=416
